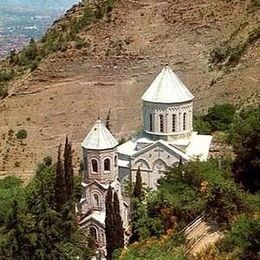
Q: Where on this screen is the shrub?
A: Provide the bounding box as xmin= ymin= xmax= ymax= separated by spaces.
xmin=30 ymin=61 xmax=38 ymax=72
xmin=204 ymin=103 xmax=236 ymax=132
xmin=0 ymin=84 xmax=8 ymax=99
xmin=16 ymin=129 xmax=27 ymax=139
xmin=43 ymin=156 xmax=52 ymax=167
xmin=14 ymin=161 xmax=21 ymax=167
xmin=217 ymin=215 xmax=260 ymax=259
xmin=193 ymin=115 xmax=211 ymax=134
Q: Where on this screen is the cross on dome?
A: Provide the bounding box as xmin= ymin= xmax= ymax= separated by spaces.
xmin=142 ymin=65 xmax=194 ymax=104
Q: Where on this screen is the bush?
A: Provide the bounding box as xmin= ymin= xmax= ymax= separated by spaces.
xmin=193 ymin=115 xmax=211 ymax=134
xmin=217 ymin=215 xmax=260 ymax=259
xmin=16 ymin=129 xmax=27 ymax=139
xmin=0 ymin=84 xmax=8 ymax=99
xmin=204 ymin=103 xmax=236 ymax=132
xmin=147 ymin=160 xmax=249 ymax=229
xmin=30 ymin=61 xmax=38 ymax=72
xmin=43 ymin=156 xmax=52 ymax=167
xmin=14 ymin=161 xmax=21 ymax=167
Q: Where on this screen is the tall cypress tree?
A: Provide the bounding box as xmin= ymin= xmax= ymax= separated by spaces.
xmin=113 ymin=191 xmax=124 ymax=250
xmin=64 ymin=136 xmax=74 ymax=200
xmin=133 ymin=167 xmax=142 ymax=200
xmin=106 ymin=109 xmax=111 ymax=130
xmin=105 ymin=185 xmax=114 ymax=260
xmin=178 ymin=156 xmax=183 ymax=167
xmin=55 ymin=145 xmax=67 ymax=212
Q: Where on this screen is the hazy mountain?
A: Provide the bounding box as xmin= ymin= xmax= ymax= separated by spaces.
xmin=0 ymin=0 xmax=80 ymax=11
xmin=0 ymin=0 xmax=80 ymax=57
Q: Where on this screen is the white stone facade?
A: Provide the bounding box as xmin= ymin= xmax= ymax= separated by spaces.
xmin=143 ymin=101 xmax=193 ymax=141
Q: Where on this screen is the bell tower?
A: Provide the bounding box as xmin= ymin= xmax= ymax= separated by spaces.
xmin=79 ymin=119 xmax=120 ymax=256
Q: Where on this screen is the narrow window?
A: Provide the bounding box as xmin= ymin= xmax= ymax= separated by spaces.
xmin=183 ymin=112 xmax=186 ymax=131
xmin=104 ymin=158 xmax=111 ymax=171
xmin=90 ymin=227 xmax=97 ymax=241
xmin=114 ymin=155 xmax=117 ymax=167
xmin=172 ymin=114 xmax=176 ymax=132
xmin=84 ymin=157 xmax=87 ymax=170
xmin=159 ymin=114 xmax=164 ymax=132
xmin=93 ymin=193 xmax=100 ymax=208
xmin=91 ymin=159 xmax=98 ymax=173
xmin=149 ymin=113 xmax=153 ymax=131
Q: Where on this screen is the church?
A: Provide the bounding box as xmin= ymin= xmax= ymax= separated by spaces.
xmin=79 ymin=65 xmax=212 ymax=255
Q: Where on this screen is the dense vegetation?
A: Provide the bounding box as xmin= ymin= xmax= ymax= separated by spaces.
xmin=194 ymin=103 xmax=236 ymax=134
xmin=120 ymin=105 xmax=260 ymax=259
xmin=0 ymin=138 xmax=93 ymax=259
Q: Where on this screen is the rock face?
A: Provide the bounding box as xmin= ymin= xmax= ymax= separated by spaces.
xmin=0 ymin=0 xmax=259 ymax=181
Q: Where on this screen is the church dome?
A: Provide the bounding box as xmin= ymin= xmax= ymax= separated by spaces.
xmin=141 ymin=66 xmax=194 ymax=104
xmin=82 ymin=120 xmax=118 ymax=150
xmin=142 ymin=66 xmax=194 ymax=141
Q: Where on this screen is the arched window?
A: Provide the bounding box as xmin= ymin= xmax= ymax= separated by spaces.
xmin=159 ymin=114 xmax=164 ymax=132
xmin=93 ymin=193 xmax=100 ymax=208
xmin=100 ymin=232 xmax=105 ymax=243
xmin=172 ymin=114 xmax=176 ymax=132
xmin=90 ymin=227 xmax=97 ymax=241
xmin=104 ymin=158 xmax=111 ymax=171
xmin=183 ymin=112 xmax=186 ymax=131
xmin=91 ymin=159 xmax=98 ymax=173
xmin=149 ymin=113 xmax=153 ymax=131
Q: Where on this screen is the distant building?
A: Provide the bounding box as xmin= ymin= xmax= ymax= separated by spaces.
xmin=79 ymin=65 xmax=212 ymax=256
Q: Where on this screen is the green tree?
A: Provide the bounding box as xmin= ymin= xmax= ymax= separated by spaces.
xmin=130 ymin=198 xmax=162 ymax=243
xmin=26 ymin=159 xmax=90 ymax=259
xmin=0 ymin=176 xmax=23 ymax=225
xmin=113 ymin=191 xmax=124 ymax=251
xmin=229 ymin=106 xmax=260 ymax=151
xmin=105 ymin=185 xmax=114 ymax=260
xmin=230 ymin=107 xmax=260 ymax=193
xmin=9 ymin=49 xmax=17 ymax=64
xmin=64 ymin=136 xmax=74 ymax=200
xmin=204 ymin=103 xmax=236 ymax=131
xmin=26 ymin=163 xmax=62 ymax=259
xmin=106 ymin=109 xmax=111 ymax=130
xmin=54 ymin=145 xmax=67 ymax=212
xmin=25 ymin=38 xmax=38 ymax=61
xmin=217 ymin=215 xmax=260 ymax=259
xmin=0 ymin=200 xmax=33 ymax=259
xmin=133 ymin=167 xmax=143 ymax=200
xmin=193 ymin=115 xmax=211 ymax=134
xmin=232 ymin=130 xmax=260 ymax=193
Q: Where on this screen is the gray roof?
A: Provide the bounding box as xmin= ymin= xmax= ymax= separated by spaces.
xmin=142 ymin=66 xmax=194 ymax=103
xmin=82 ymin=119 xmax=118 ymax=150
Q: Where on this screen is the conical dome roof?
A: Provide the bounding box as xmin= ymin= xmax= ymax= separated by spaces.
xmin=82 ymin=120 xmax=118 ymax=150
xmin=142 ymin=66 xmax=194 ymax=103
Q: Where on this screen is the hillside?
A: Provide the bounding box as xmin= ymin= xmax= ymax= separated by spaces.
xmin=0 ymin=0 xmax=259 ymax=181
